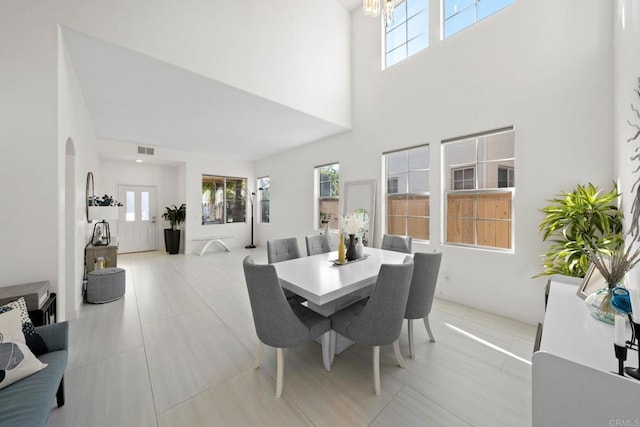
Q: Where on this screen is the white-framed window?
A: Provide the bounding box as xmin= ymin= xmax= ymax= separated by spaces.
xmin=201 ymin=175 xmax=247 ymax=225
xmin=257 ymin=176 xmax=270 ymax=223
xmin=315 ymin=163 xmax=340 ymax=230
xmin=443 ymin=0 xmax=512 ymax=39
xmin=385 ymin=144 xmax=430 ymax=240
xmin=443 ymin=127 xmax=515 ymax=250
xmin=385 ymin=0 xmax=429 ymax=68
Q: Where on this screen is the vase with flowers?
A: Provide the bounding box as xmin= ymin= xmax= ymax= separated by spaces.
xmin=586 ymin=241 xmax=640 ymax=323
xmin=340 ymin=212 xmax=368 ymax=261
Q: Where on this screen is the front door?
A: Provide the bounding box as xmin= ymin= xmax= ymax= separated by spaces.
xmin=118 ymin=185 xmax=158 ymax=253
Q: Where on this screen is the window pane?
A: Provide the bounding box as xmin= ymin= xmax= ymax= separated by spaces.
xmin=126 ymin=191 xmax=135 ymax=222
xmin=443 ymin=0 xmax=475 ymax=20
xmin=141 ymin=192 xmax=149 ymax=221
xmin=387 ymin=46 xmax=408 ymax=68
xmin=407 ymin=194 xmax=429 ymax=216
xmin=320 ymin=181 xmax=331 ymax=197
xmin=477 ymin=0 xmax=512 ymax=21
xmin=407 ymin=11 xmax=427 ymax=40
xmin=408 ymin=217 xmax=429 ymax=240
xmin=388 ymin=172 xmax=407 ymax=194
xmin=261 ymin=200 xmax=270 ymax=223
xmin=444 ymin=6 xmax=475 ymax=37
xmin=226 ymin=179 xmax=246 ymax=223
xmin=408 ymin=146 xmax=429 ymax=170
xmin=407 ymin=0 xmax=428 ymax=17
xmin=386 ymin=23 xmax=407 ymax=53
xmin=407 ymin=33 xmax=429 ymax=57
xmin=387 ymin=195 xmax=407 ymax=216
xmin=408 ymin=170 xmax=429 ymax=193
xmin=388 ymin=1 xmax=407 ymax=30
xmin=387 ymin=151 xmax=408 ymax=174
xmin=479 ymin=131 xmax=515 ymax=161
xmin=387 ymin=216 xmax=407 ymax=236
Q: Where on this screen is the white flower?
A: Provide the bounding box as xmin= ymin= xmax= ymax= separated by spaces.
xmin=340 ymin=212 xmax=367 ymax=235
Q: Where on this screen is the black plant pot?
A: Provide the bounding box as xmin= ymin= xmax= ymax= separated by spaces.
xmin=164 ymin=229 xmax=181 ymax=254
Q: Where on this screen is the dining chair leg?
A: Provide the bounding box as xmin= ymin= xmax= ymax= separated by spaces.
xmin=407 ymin=319 xmax=415 ymax=358
xmin=373 ymin=346 xmax=381 ymax=396
xmin=392 ymin=340 xmax=406 ymax=368
xmin=330 ymin=330 xmax=337 ymax=365
xmin=423 ymin=315 xmax=436 ymax=342
xmin=253 ymin=340 xmax=265 ymax=369
xmin=321 ymin=331 xmax=332 ymax=372
xmin=276 ymin=348 xmax=284 ymax=398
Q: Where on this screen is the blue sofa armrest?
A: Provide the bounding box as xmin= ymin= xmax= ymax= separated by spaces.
xmin=35 ymin=321 xmax=68 ymax=352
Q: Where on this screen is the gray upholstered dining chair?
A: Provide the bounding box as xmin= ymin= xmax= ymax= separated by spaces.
xmin=305 ymin=234 xmax=331 ymax=256
xmin=243 ymin=256 xmax=331 ymax=398
xmin=330 ymin=257 xmax=414 ymax=395
xmin=381 ymin=234 xmax=412 ymax=254
xmin=267 ymin=237 xmax=302 ymax=263
xmin=267 ymin=238 xmax=306 ymax=304
xmin=405 ymin=251 xmax=442 ymax=358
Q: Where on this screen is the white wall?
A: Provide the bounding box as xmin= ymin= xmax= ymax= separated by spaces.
xmin=99 ymin=158 xmax=181 ymax=252
xmin=58 ymin=29 xmax=101 ymax=319
xmin=53 ymin=0 xmax=351 ymax=128
xmin=257 ymin=0 xmax=614 ymax=325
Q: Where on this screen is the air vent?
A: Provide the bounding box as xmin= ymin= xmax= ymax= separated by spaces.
xmin=137 ymin=146 xmax=155 ymax=155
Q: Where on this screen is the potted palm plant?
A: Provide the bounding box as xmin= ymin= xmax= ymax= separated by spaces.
xmin=162 ymin=204 xmax=186 ymax=254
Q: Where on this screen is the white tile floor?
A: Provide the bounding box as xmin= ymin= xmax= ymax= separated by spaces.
xmin=47 ymin=248 xmax=535 ymax=426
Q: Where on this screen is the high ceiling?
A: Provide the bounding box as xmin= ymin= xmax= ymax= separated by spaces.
xmin=62 ymin=23 xmax=351 ymax=164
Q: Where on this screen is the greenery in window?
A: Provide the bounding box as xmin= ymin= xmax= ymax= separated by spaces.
xmin=202 ymin=175 xmax=247 ymax=224
xmin=538 ymin=183 xmax=623 ymax=278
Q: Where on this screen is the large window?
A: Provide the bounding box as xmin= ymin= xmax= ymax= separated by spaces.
xmin=385 ymin=145 xmax=430 ymax=240
xmin=443 ymin=128 xmax=515 ymax=250
xmin=443 ymin=0 xmax=512 ymax=38
xmin=258 ymin=176 xmax=270 ymax=223
xmin=316 ymin=163 xmax=340 ymax=230
xmin=201 ymin=175 xmax=247 ymax=225
xmin=385 ymin=0 xmax=429 ymax=68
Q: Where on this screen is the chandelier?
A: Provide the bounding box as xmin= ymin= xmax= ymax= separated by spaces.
xmin=363 ymin=0 xmax=395 ymax=26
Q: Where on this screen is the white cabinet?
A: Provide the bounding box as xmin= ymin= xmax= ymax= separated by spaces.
xmin=533 ymin=280 xmax=640 ymax=426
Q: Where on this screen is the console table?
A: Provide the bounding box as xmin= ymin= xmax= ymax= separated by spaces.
xmin=85 ymin=245 xmax=118 ymax=273
xmin=533 ymin=279 xmax=640 ymax=426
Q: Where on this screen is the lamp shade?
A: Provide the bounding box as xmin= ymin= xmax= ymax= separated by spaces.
xmin=88 ymin=206 xmax=119 ymax=221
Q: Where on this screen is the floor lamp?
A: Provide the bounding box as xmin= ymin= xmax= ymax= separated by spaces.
xmin=245 ymin=187 xmax=263 ymax=249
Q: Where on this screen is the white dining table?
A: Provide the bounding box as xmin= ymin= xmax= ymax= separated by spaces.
xmin=273 ymin=247 xmax=411 ymax=371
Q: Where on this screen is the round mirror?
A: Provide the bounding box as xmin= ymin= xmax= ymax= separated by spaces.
xmin=86 ymin=171 xmax=94 ymax=222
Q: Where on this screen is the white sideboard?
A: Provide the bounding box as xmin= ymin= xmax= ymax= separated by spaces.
xmin=533 ymin=279 xmax=640 ymax=426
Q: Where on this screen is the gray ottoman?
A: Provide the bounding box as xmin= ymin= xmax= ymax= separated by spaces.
xmin=86 ymin=267 xmax=125 ymax=303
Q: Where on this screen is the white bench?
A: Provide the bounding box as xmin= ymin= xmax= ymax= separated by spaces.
xmin=192 ymin=236 xmax=233 ymax=256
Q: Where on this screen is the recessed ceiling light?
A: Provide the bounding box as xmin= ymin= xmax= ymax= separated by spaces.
xmin=136 ymin=159 xmax=143 ymax=163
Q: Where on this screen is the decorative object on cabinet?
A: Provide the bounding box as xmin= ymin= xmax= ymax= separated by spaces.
xmin=584 ymin=243 xmax=640 ymax=323
xmin=88 ymin=193 xmax=122 ymax=246
xmin=162 ymin=204 xmax=185 ymax=254
xmin=576 ymin=262 xmax=607 ymax=299
xmin=538 ymin=183 xmax=623 ymax=278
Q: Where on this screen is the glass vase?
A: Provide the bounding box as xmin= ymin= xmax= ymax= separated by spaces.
xmin=346 ymin=234 xmax=357 ymax=261
xmin=585 ymin=284 xmax=618 ymax=324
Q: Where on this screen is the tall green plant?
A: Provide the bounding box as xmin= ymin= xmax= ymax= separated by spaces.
xmin=538 ymin=183 xmax=623 ymax=278
xmin=162 ymin=204 xmax=186 ymax=230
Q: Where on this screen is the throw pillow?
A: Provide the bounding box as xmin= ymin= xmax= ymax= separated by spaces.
xmin=0 ymin=309 xmax=47 ymax=389
xmin=0 ymin=298 xmax=49 ymax=356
